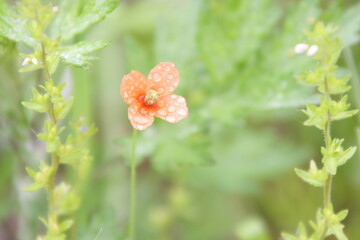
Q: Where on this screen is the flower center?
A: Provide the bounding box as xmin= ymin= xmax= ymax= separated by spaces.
xmin=144 ymin=89 xmax=159 ymax=106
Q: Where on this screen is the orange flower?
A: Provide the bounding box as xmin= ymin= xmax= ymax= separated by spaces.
xmin=120 ymin=62 xmax=188 ymax=130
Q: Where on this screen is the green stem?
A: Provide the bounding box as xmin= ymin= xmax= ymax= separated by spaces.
xmin=128 ymin=129 xmax=138 ymax=240
xmin=319 ymin=78 xmax=333 ymax=240
xmin=41 ymin=41 xmax=60 ymax=230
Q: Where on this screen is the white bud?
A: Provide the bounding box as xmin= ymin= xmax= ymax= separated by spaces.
xmin=306 ymin=45 xmax=319 ymax=56
xmin=22 ymin=58 xmax=31 ymax=66
xmin=52 ymin=6 xmax=59 ymax=12
xmin=294 ymin=43 xmax=309 ymax=54
xmin=31 ymin=58 xmax=38 ymax=65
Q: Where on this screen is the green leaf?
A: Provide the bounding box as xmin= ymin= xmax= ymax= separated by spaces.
xmin=25 ymin=167 xmax=36 ymax=178
xmin=52 ymin=0 xmax=119 ymax=41
xmin=0 ymin=3 xmax=37 ymax=48
xmin=335 ymin=3 xmax=360 ymax=46
xmin=183 ymin=127 xmax=310 ymax=193
xmin=60 ymin=40 xmax=111 ymax=69
xmin=59 ymin=219 xmax=74 ymax=232
xmin=330 ymin=223 xmax=348 ymax=240
xmin=21 ymin=101 xmax=47 ymax=113
xmin=337 ymin=209 xmax=348 ymax=222
xmin=53 ymin=185 xmax=80 ymax=215
xmin=321 ymin=139 xmax=357 ymax=174
xmin=324 ymin=156 xmax=337 ymax=175
xmin=295 ymin=168 xmax=327 ymax=187
xmin=56 ymin=97 xmax=74 ymax=120
xmin=153 ymin=138 xmax=213 ymax=172
xmin=329 ymin=96 xmax=358 ymax=121
xmin=302 ymin=103 xmax=327 ymax=130
xmin=23 ymin=183 xmax=43 ymax=192
xmin=38 ymin=216 xmax=48 ymax=228
xmin=317 ymin=71 xmax=351 ymax=95
xmin=332 ymin=109 xmax=358 ymax=121
xmin=297 ymin=222 xmax=307 ymax=237
xmin=58 ymin=145 xmax=87 ymax=166
xmin=280 ymin=232 xmax=297 ymax=240
xmin=198 ymin=0 xmax=281 ymax=83
xmin=337 ymin=146 xmax=356 ymax=166
xmin=23 ymin=162 xmax=53 ymax=192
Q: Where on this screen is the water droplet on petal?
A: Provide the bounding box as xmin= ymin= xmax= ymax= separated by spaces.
xmin=166 ymin=116 xmax=176 ymax=123
xmin=168 ymin=106 xmax=175 ymax=113
xmin=177 ymin=97 xmax=185 ymax=103
xmin=157 ymin=109 xmax=167 ymax=116
xmin=153 ymin=73 xmax=161 ymax=82
xmin=178 ymin=109 xmax=187 ymax=116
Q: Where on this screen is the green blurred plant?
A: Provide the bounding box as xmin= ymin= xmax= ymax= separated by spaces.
xmin=0 ymin=0 xmax=117 ymax=239
xmin=282 ymin=22 xmax=358 ymax=240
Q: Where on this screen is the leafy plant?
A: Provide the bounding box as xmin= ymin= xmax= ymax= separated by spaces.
xmin=0 ymin=0 xmax=117 ymax=239
xmin=282 ymin=22 xmax=358 ymax=240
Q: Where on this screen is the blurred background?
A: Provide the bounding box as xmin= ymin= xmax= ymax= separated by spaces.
xmin=1 ymin=0 xmax=360 ymax=239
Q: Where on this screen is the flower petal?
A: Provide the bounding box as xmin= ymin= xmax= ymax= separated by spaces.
xmin=155 ymin=94 xmax=188 ymax=123
xmin=147 ymin=62 xmax=179 ymax=95
xmin=128 ymin=104 xmax=154 ymax=131
xmin=120 ymin=71 xmax=147 ymax=105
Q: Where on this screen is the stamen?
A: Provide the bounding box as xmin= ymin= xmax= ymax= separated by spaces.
xmin=144 ymin=89 xmax=159 ymax=106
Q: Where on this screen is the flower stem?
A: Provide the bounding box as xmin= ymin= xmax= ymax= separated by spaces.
xmin=128 ymin=129 xmax=138 ymax=240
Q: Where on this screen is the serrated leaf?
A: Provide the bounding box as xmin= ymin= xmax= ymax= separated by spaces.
xmin=0 ymin=4 xmax=37 ymax=48
xmin=53 ymin=0 xmax=118 ymax=41
xmin=198 ymin=0 xmax=281 ymax=83
xmin=60 ymin=41 xmax=110 ymax=69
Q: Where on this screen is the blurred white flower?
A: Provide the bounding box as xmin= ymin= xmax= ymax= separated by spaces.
xmin=307 ymin=45 xmax=319 ymax=56
xmin=294 ymin=43 xmax=309 ymax=54
xmin=22 ymin=58 xmax=31 ymax=66
xmin=52 ymin=6 xmax=59 ymax=12
xmin=31 ymin=58 xmax=39 ymax=65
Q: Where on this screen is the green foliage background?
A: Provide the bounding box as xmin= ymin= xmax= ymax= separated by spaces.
xmin=1 ymin=0 xmax=360 ymax=239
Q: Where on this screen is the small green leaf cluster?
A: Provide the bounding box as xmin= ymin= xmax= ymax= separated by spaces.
xmin=282 ymin=206 xmax=348 ymax=240
xmin=22 ymin=82 xmax=73 ymax=121
xmin=0 ymin=0 xmax=116 ymax=239
xmin=283 ymin=22 xmax=358 ymax=240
